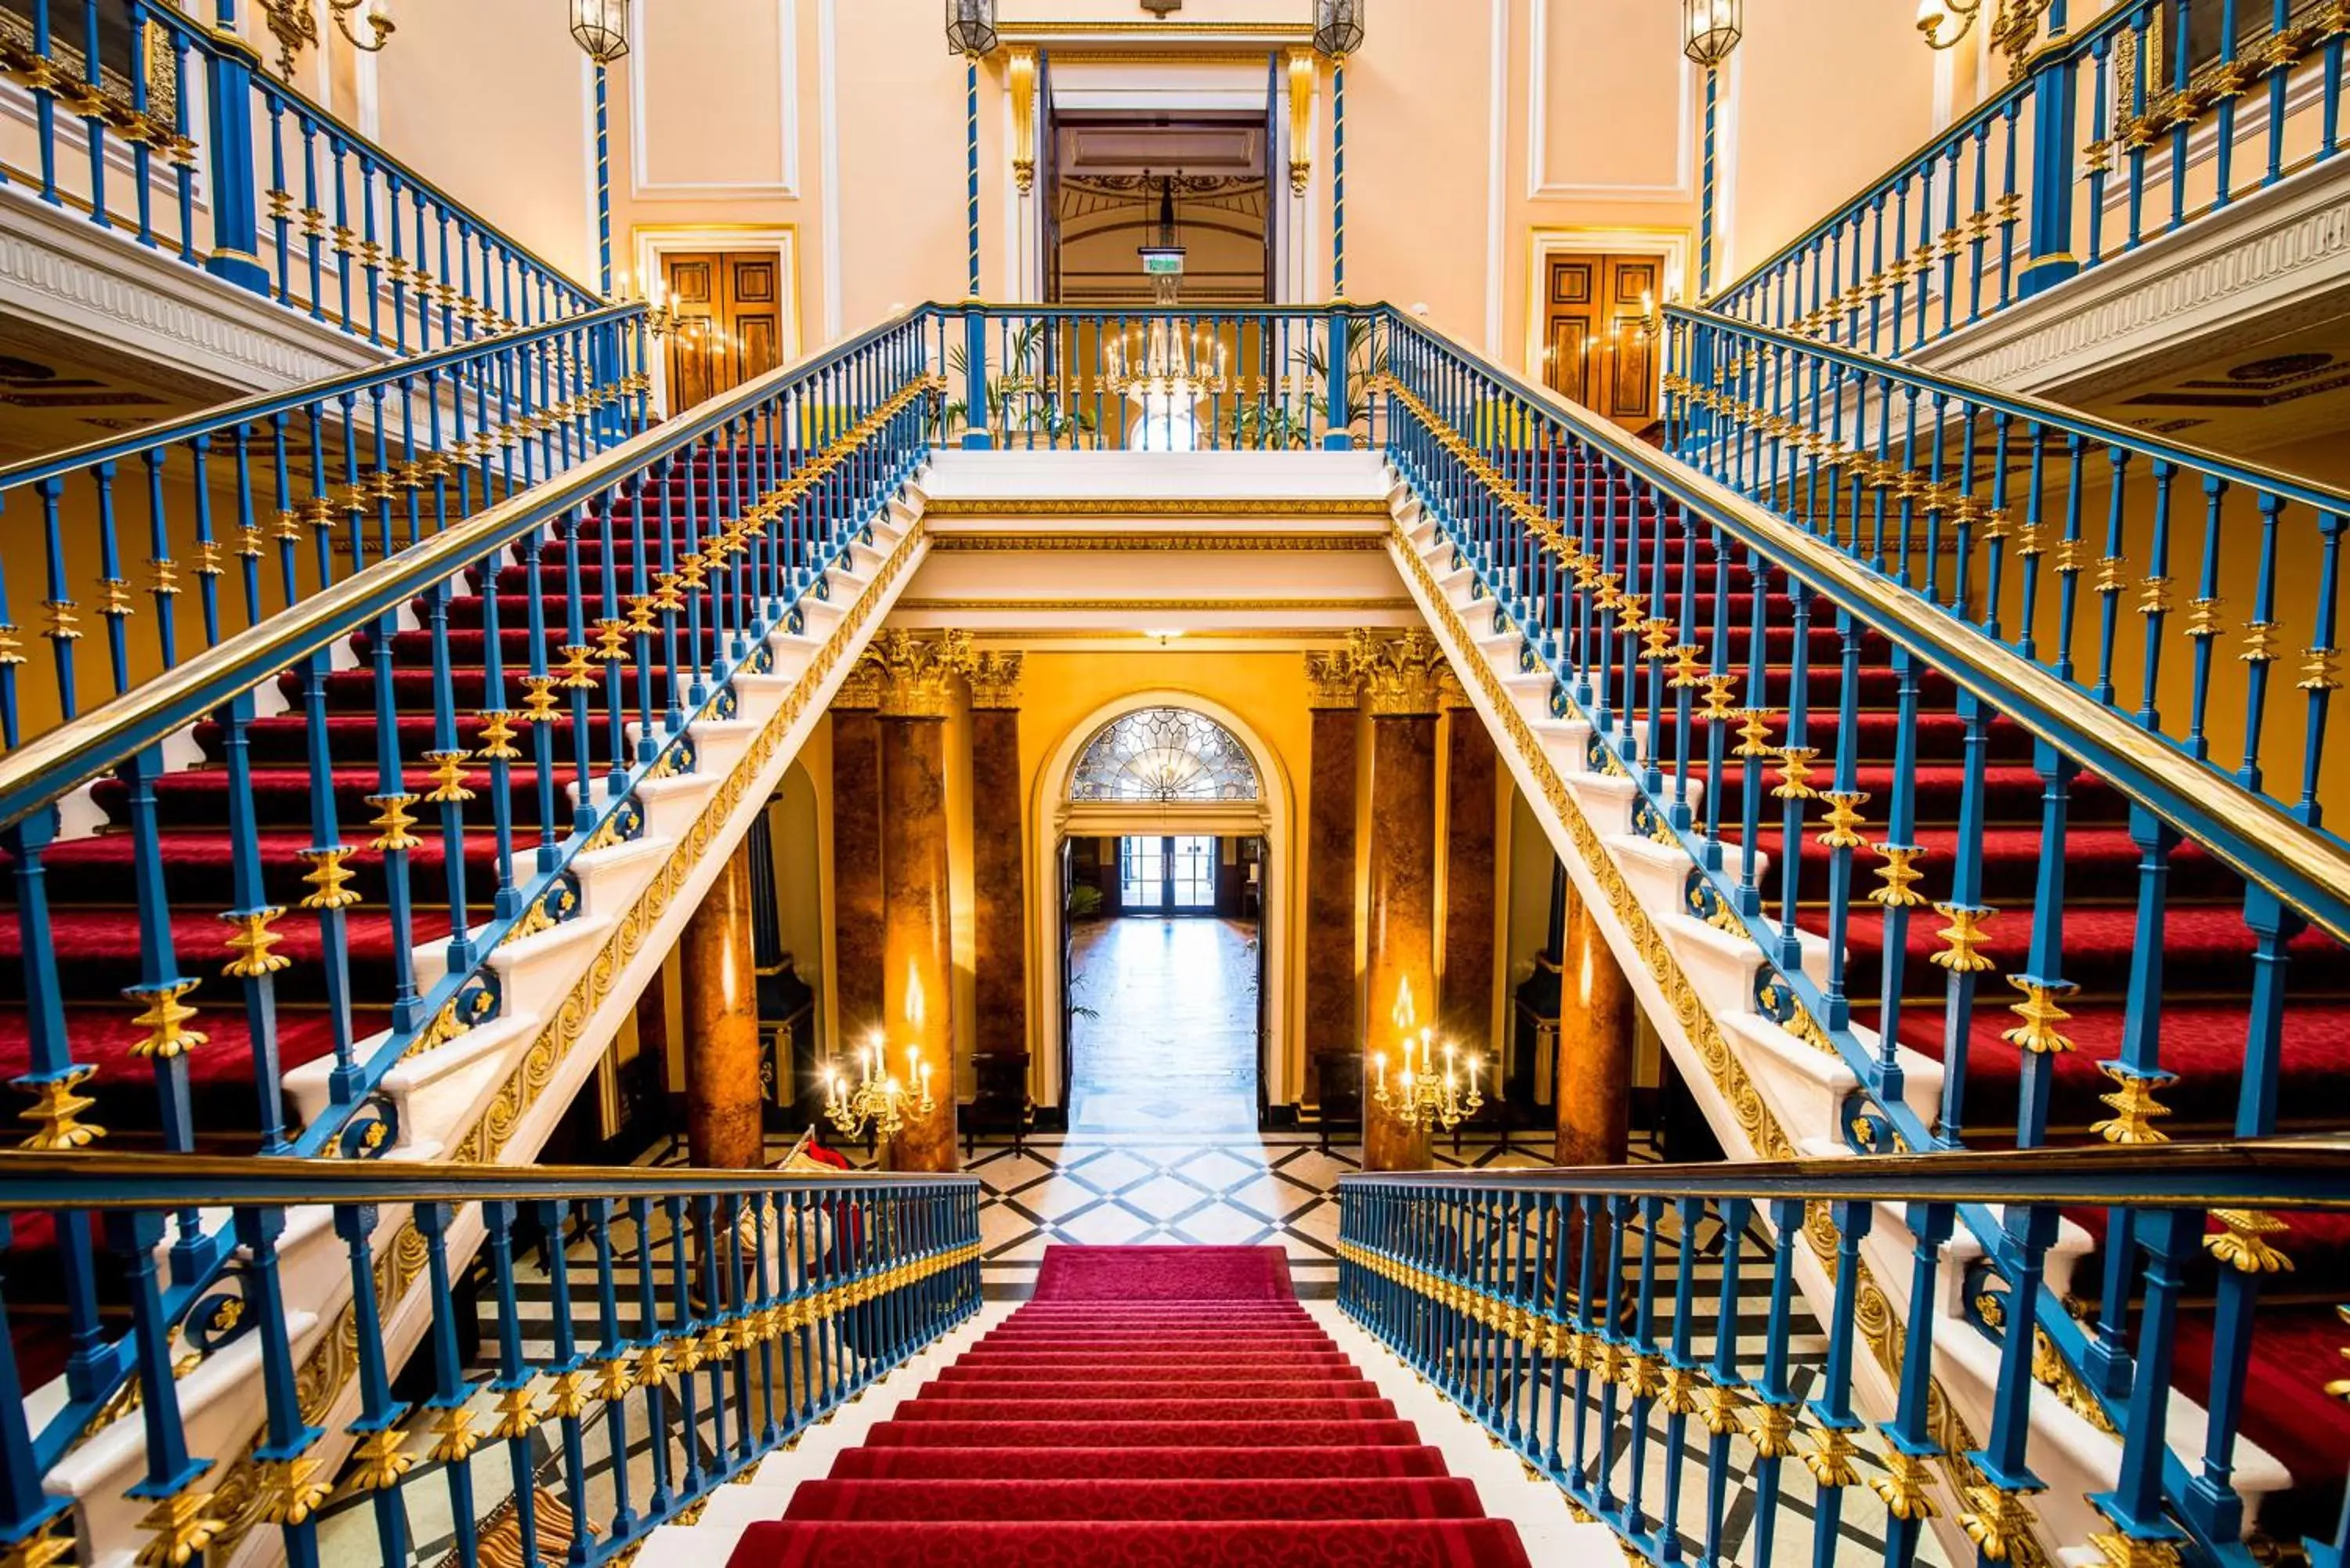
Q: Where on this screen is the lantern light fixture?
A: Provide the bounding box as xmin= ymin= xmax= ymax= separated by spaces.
xmin=1313 ymin=0 xmax=1365 ymax=59
xmin=1681 ymin=0 xmax=1742 ymax=66
xmin=945 ymin=0 xmax=999 ymax=57
xmin=569 ymin=0 xmax=631 ymax=63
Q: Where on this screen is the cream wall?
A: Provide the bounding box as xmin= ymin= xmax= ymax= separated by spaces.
xmin=297 ymin=1 xmax=1999 ymax=378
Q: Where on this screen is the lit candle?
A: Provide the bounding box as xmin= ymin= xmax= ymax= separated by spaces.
xmin=906 ymin=1045 xmax=920 ymax=1086
xmin=920 ymin=1060 xmax=934 ymax=1102
xmin=1372 ymin=1051 xmax=1386 ymax=1094
xmin=1469 ymin=1055 xmax=1482 ymax=1096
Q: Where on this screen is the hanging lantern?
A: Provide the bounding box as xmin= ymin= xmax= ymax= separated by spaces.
xmin=945 ymin=0 xmax=998 ymax=56
xmin=569 ymin=0 xmax=630 ymax=63
xmin=1681 ymin=0 xmax=1741 ymax=65
xmin=1313 ymin=0 xmax=1365 ymax=58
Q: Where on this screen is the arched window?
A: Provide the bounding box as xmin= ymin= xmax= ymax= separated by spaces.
xmin=1068 ymin=706 xmax=1260 ymax=803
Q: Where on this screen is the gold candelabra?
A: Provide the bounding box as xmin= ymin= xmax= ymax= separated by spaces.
xmin=1369 ymin=1027 xmax=1483 ymax=1133
xmin=260 ymin=0 xmax=393 ymax=79
xmin=1103 ymin=320 xmax=1232 ymax=403
xmin=822 ymin=1036 xmax=935 ymax=1142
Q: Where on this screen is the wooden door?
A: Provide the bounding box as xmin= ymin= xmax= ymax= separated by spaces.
xmin=660 ymin=251 xmax=784 ymax=414
xmin=1542 ymin=253 xmax=1662 ymax=428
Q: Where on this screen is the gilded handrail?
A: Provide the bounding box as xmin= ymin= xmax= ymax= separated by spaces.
xmin=1379 ymin=305 xmax=2350 ymax=947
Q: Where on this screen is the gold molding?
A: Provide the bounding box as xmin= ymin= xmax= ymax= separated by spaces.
xmin=1006 ymin=49 xmax=1038 ymax=194
xmin=965 ymin=649 xmax=1025 ymax=710
xmin=830 ymin=660 xmax=884 ymax=710
xmin=924 ymin=531 xmax=1387 ymax=552
xmin=1286 ymin=48 xmax=1317 ymax=194
xmin=918 ymin=497 xmax=1390 ymax=518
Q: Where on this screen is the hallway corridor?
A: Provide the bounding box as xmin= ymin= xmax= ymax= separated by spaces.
xmin=1067 ymin=916 xmax=1261 ymax=1135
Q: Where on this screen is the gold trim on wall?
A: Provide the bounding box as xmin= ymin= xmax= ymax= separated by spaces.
xmin=920 ymin=497 xmax=1390 ymax=518
xmin=892 ymin=596 xmax=1416 ymax=612
xmin=925 ymin=531 xmax=1388 ymax=552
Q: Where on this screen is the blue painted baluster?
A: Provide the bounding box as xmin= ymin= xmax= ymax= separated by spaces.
xmin=2185 ymin=476 xmax=2228 ymax=761
xmin=1885 ymin=182 xmax=1911 ymax=358
xmin=1734 ymin=543 xmax=1772 ymax=919
xmin=662 ymin=1192 xmax=710 ymax=1495
xmin=1795 ymin=1198 xmax=1871 ymax=1568
xmin=2016 ymin=428 xmax=2055 ymax=666
xmin=77 ymin=0 xmax=109 ymax=226
xmin=117 ymin=741 xmax=204 ymax=1262
xmin=1964 ymin=121 xmax=1992 ymax=323
xmin=1818 ymin=611 xmax=1867 ymax=1043
xmin=0 ymin=1215 xmax=70 ymax=1562
xmin=2090 ymin=1209 xmax=2202 ymax=1561
xmin=1996 ymin=101 xmax=2023 ymax=304
xmin=1870 ymin=1202 xmax=1949 ymax=1568
xmin=2164 ymin=0 xmax=2195 ymax=233
xmin=1537 ymin=1192 xmax=1568 ymax=1482
xmin=411 ymin=1203 xmax=485 ymax=1568
xmin=106 ymin=1205 xmax=215 ymax=1559
xmin=560 ymin=500 xmax=599 ymax=835
xmin=595 ymin=475 xmax=631 ymax=793
xmin=1936 ymin=694 xmax=1997 ymax=1147
xmin=1567 ymin=1193 xmax=1602 ymax=1501
xmin=1870 ymin=649 xmax=1925 ymax=1098
xmin=578 ymin=1197 xmax=638 ymax=1545
xmin=356 ymin=156 xmax=382 ymax=344
xmin=2298 ymin=511 xmax=2346 ymax=826
xmin=1773 ymin=576 xmax=1815 ymax=973
xmin=722 ymin=1193 xmax=757 ymax=1468
xmin=230 ymin=1205 xmax=326 ymax=1568
xmin=2086 ymin=37 xmax=2113 ymax=268
xmin=1747 ymin=1200 xmax=1804 ymax=1568
xmin=2124 ymin=5 xmax=2153 ymax=251
xmin=90 ymin=462 xmax=132 ymax=697
xmin=1591 ymin=1194 xmax=1630 ymax=1522
xmin=28 ymin=0 xmax=60 ymax=206
xmin=333 ymin=1203 xmax=415 ymax=1565
xmin=482 ymin=1202 xmax=551 ymax=1568
xmin=27 ymin=481 xmax=74 ymax=717
xmin=2088 ymin=447 xmax=2134 ymax=705
xmin=422 ymin=471 xmax=475 ymax=973
xmin=327 ymin=136 xmax=354 ymax=331
xmin=262 ymin=97 xmax=292 ymax=302
xmin=1622 ymin=1197 xmax=1664 ymax=1545
xmin=2049 ymin=435 xmax=2087 ymax=681
xmin=2007 ymin=740 xmax=2081 ymax=1154
xmin=693 ymin=1193 xmax=737 ymax=1461
xmin=125 ymin=2 xmax=157 ymax=247
xmin=2237 ymin=491 xmax=2287 ymax=793
xmin=1697 ymin=1198 xmax=1752 ymax=1568
xmin=1936 ymin=140 xmax=1961 ymax=339
xmin=532 ymin=1201 xmax=598 ymax=1563
xmin=747 ymin=1188 xmax=783 ymax=1452
xmin=1966 ymin=1201 xmax=2061 ymax=1561
xmin=218 ymin=685 xmax=287 ymax=1152
xmin=297 ymin=117 xmax=327 ymax=320
xmin=625 ymin=1196 xmax=676 ymax=1518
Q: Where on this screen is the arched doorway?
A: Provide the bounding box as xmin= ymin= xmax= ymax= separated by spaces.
xmin=1030 ymin=695 xmax=1294 ymax=1133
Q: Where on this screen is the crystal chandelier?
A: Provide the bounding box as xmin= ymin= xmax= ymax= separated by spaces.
xmin=822 ymin=1037 xmax=935 ymax=1141
xmin=1369 ymin=1027 xmax=1483 ymax=1133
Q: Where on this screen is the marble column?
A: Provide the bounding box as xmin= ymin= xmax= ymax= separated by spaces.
xmin=1360 ymin=630 xmax=1449 ymax=1173
xmin=682 ymin=836 xmax=764 ymax=1169
xmin=1438 ymin=688 xmax=1497 ymax=1067
xmin=830 ymin=662 xmax=885 ymax=1053
xmin=1302 ymin=646 xmax=1365 ymax=1103
xmin=874 ymin=629 xmax=971 ymax=1172
xmin=967 ymin=652 xmax=1028 ymax=1060
xmin=1554 ymin=875 xmax=1635 ymax=1168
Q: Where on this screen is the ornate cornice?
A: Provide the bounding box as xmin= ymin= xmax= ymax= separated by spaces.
xmin=925 ymin=532 xmax=1387 ymax=552
xmin=965 ymin=649 xmax=1025 ymax=710
xmin=920 ymin=497 xmax=1388 ymax=518
xmin=1354 ymin=628 xmax=1452 ymax=717
xmin=870 ymin=628 xmax=974 ymax=719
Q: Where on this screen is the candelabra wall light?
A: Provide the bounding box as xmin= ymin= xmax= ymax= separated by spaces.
xmin=1916 ymin=0 xmax=2052 ymax=69
xmin=259 ymin=0 xmax=392 ymax=80
xmin=823 ymin=1037 xmax=936 ymax=1143
xmin=1368 ymin=1028 xmax=1483 ymax=1134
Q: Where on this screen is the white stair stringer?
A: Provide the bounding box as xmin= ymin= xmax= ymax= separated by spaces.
xmin=42 ymin=480 xmax=935 ymax=1568
xmin=1379 ymin=475 xmax=2291 ymax=1561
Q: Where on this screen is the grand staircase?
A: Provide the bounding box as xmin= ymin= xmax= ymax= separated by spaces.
xmin=659 ymin=1245 xmax=1600 ymax=1568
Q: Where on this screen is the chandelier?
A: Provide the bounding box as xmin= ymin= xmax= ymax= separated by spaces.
xmin=822 ymin=1038 xmax=935 ymax=1141
xmin=1370 ymin=1027 xmax=1483 ymax=1133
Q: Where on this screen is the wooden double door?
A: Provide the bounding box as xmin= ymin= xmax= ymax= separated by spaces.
xmin=660 ymin=251 xmax=783 ymax=413
xmin=1542 ymin=252 xmax=1661 ymax=428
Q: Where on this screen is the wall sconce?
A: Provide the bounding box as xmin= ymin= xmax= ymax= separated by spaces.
xmin=569 ymin=0 xmax=632 ymax=64
xmin=260 ymin=0 xmax=393 ymax=81
xmin=1680 ymin=0 xmax=1741 ymax=66
xmin=1313 ymin=0 xmax=1365 ymax=59
xmin=945 ymin=0 xmax=998 ymax=56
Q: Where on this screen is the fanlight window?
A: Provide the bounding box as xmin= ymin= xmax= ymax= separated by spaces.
xmin=1069 ymin=708 xmax=1259 ymax=803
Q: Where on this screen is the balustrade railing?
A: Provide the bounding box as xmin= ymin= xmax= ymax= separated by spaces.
xmin=1339 ymin=1141 xmax=2350 ymax=1568
xmin=935 ymin=304 xmax=1382 ymax=453
xmin=1662 ymin=304 xmax=2350 ymax=838
xmin=0 ymin=1152 xmax=981 ymax=1568
xmin=1371 ymin=303 xmax=2350 ymax=1563
xmin=0 ymin=0 xmax=604 ymax=347
xmin=0 ymin=302 xmax=648 ymax=747
xmin=0 ymin=305 xmax=937 ymax=1469
xmin=1708 ymin=0 xmax=2348 ymax=356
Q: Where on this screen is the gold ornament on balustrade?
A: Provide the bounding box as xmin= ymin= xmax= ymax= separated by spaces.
xmin=2205 ymin=1208 xmax=2293 ymax=1274
xmin=423 ymin=749 xmax=474 ymax=805
xmin=125 ymin=979 xmax=205 ymax=1061
xmin=1871 ymin=1447 xmax=1941 ymax=1520
xmin=1959 ymin=1480 xmax=2044 ymax=1563
xmin=16 ymin=1068 xmax=103 ymax=1151
xmin=1771 ymin=746 xmax=1820 ymax=800
xmin=221 ymin=906 xmax=292 ymax=979
xmin=368 ymin=793 xmax=421 ymax=854
xmin=1931 ymin=902 xmax=1996 ymax=973
xmin=1815 ymin=790 xmax=1871 ymax=850
xmin=298 ymin=846 xmax=362 ymax=911
xmin=2089 ymin=1064 xmax=2172 ymax=1143
xmin=1870 ymin=844 xmax=1929 ymax=908
xmin=2001 ymin=976 xmax=2077 ymax=1055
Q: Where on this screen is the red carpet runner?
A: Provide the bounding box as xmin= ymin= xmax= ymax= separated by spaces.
xmin=723 ymin=1245 xmax=1533 ymax=1568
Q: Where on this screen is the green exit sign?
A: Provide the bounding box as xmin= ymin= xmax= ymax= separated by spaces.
xmin=1141 ymin=251 xmax=1185 ymax=276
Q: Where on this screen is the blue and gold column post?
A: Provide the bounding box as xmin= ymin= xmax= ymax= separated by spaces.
xmin=2019 ymin=2 xmax=2080 ymax=297
xmin=1330 ymin=55 xmax=1346 ymax=299
xmin=961 ymin=52 xmax=992 ymax=449
xmin=202 ymin=2 xmax=270 ymax=294
xmin=1698 ymin=65 xmax=1719 ymax=295
xmin=595 ymin=62 xmax=615 ymax=298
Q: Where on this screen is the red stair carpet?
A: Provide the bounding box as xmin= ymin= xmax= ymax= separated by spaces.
xmin=723 ymin=1245 xmax=1534 ymax=1568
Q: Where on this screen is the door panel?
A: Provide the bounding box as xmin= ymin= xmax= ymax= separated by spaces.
xmin=661 ymin=250 xmax=785 ymax=414
xmin=1542 ymin=251 xmax=1661 ymax=428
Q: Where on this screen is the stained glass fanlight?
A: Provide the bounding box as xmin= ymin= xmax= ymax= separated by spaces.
xmin=1069 ymin=708 xmax=1260 ymax=804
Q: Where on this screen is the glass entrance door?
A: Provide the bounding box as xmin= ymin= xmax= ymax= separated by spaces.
xmin=1119 ymin=835 xmax=1217 ymax=912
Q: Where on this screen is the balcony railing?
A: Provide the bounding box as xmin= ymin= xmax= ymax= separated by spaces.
xmin=0 ymin=1151 xmax=981 ymax=1568
xmin=1707 ymin=0 xmax=2348 ymax=356
xmin=1339 ymin=1140 xmax=2350 ymax=1568
xmin=1 ymin=0 xmax=604 ymax=348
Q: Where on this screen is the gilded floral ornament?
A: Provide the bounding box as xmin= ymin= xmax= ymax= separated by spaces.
xmin=2001 ymin=977 xmax=2078 ymax=1054
xmin=1871 ymin=1447 xmax=1940 ymax=1520
xmin=1815 ymin=790 xmax=1870 ymax=849
xmin=1959 ymin=1483 xmax=2042 ymax=1562
xmin=490 ymin=1385 xmax=540 ymax=1440
xmin=427 ymin=1406 xmax=479 ymax=1464
xmin=1802 ymin=1423 xmax=1861 ymax=1487
xmin=345 ymin=1427 xmax=415 ymax=1491
xmin=1869 ymin=844 xmax=1929 ymax=907
xmin=1352 ymin=628 xmax=1453 ymax=717
xmin=252 ymin=1456 xmax=331 ymax=1526
xmin=16 ymin=1068 xmax=103 ymax=1150
xmin=2089 ymin=1064 xmax=2172 ymax=1143
xmin=2204 ymin=1209 xmax=2293 ymax=1274
xmin=869 ymin=628 xmax=974 ymax=718
xmin=1930 ymin=902 xmax=1996 ymax=973
xmin=1745 ymin=1400 xmax=1799 ymax=1458
xmin=125 ymin=979 xmax=206 ymax=1060
xmin=220 ymin=906 xmax=293 ymax=978
xmin=367 ymin=793 xmax=421 ymax=854
xmin=133 ymin=1492 xmax=223 ymax=1568
xmin=1771 ymin=746 xmax=1820 ymax=800
xmin=0 ymin=1523 xmax=74 ymax=1568
xmin=1697 ymin=1382 xmax=1746 ymax=1437
xmin=2087 ymin=1532 xmax=2184 ymax=1568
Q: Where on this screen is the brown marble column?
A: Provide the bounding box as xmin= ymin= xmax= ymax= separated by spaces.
xmin=1361 ymin=630 xmax=1448 ymax=1172
xmin=1438 ymin=691 xmax=1497 ymax=1066
xmin=966 ymin=652 xmax=1028 ymax=1060
xmin=874 ymin=630 xmax=970 ymax=1172
xmin=682 ymin=837 xmax=764 ymax=1169
xmin=830 ymin=663 xmax=885 ymax=1053
xmin=1302 ymin=645 xmax=1365 ymax=1103
xmin=1554 ymin=875 xmax=1635 ymax=1168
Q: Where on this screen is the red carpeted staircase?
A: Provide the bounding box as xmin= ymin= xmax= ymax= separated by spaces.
xmin=0 ymin=456 xmax=744 ymax=1151
xmin=1546 ymin=464 xmax=2350 ymax=1525
xmin=721 ymin=1246 xmax=1535 ymax=1568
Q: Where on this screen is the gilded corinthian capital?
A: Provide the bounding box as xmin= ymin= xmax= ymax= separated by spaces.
xmin=1354 ymin=629 xmax=1452 ymax=717
xmin=1304 ymin=641 xmax=1368 ymax=709
xmin=965 ymin=650 xmax=1025 ymax=710
xmin=868 ymin=629 xmax=974 ymax=719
